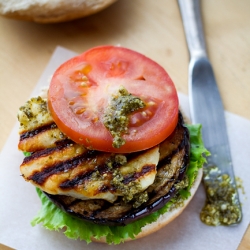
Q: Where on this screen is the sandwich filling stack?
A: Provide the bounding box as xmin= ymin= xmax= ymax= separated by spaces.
xmin=17 ymin=46 xmax=209 ymax=244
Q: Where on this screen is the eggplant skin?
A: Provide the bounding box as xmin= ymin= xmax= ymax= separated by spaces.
xmin=45 ymin=112 xmax=190 ymax=226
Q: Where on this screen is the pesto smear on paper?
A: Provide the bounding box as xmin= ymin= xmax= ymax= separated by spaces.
xmin=200 ymin=165 xmax=242 ymax=226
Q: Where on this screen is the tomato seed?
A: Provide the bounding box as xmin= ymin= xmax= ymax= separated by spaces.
xmin=148 ymin=101 xmax=156 ymax=106
xmin=80 ymin=82 xmax=88 ymax=87
xmin=82 ymin=75 xmax=88 ymax=81
xmin=92 ymin=117 xmax=99 ymax=122
xmin=75 ymin=108 xmax=86 ymax=114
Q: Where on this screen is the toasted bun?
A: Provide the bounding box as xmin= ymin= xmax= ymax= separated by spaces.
xmin=0 ymin=0 xmax=117 ymax=23
xmin=92 ymin=167 xmax=203 ymax=243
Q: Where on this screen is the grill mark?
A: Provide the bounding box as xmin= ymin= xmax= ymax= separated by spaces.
xmin=22 ymin=139 xmax=75 ymax=164
xmin=20 ymin=122 xmax=58 ymax=141
xmin=28 ymin=153 xmax=88 ymax=185
xmin=58 ymin=162 xmax=155 ymax=192
xmin=59 ymin=170 xmax=94 ymax=189
xmin=55 ymin=139 xmax=74 ymax=147
xmin=125 ymin=150 xmax=147 ymax=162
xmin=97 ymin=164 xmax=110 ymax=175
xmin=59 ymin=163 xmax=112 ymax=190
xmin=123 ymin=164 xmax=156 ymax=185
xmin=58 ymin=156 xmax=131 ymax=191
xmin=98 ymin=185 xmax=109 ymax=193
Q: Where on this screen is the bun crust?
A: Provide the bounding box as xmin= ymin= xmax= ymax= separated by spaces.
xmin=92 ymin=167 xmax=203 ymax=243
xmin=0 ymin=0 xmax=117 ymax=23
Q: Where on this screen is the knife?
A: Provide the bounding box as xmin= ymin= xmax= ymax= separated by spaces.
xmin=178 ymin=0 xmax=242 ymax=225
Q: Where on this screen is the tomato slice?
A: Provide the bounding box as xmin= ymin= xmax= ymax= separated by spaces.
xmin=48 ymin=46 xmax=179 ymax=153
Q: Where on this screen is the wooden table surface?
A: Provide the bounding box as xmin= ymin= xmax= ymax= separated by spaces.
xmin=0 ymin=0 xmax=249 ymax=249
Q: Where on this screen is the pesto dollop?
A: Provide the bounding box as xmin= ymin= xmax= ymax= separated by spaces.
xmin=200 ymin=166 xmax=242 ymax=226
xmin=103 ymin=86 xmax=145 ymax=148
xmin=169 ymin=176 xmax=190 ymax=211
xmin=18 ymin=96 xmax=48 ymax=128
xmin=105 ymin=155 xmax=147 ymax=207
xmin=111 ymin=168 xmax=145 ymax=206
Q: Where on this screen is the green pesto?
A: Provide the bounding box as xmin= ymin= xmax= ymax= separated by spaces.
xmin=91 ymin=170 xmax=102 ymax=181
xmin=133 ymin=191 xmax=149 ymax=208
xmin=18 ymin=96 xmax=48 ymax=128
xmin=110 ymin=155 xmax=145 ymax=205
xmin=111 ymin=169 xmax=146 ymax=207
xmin=200 ymin=166 xmax=241 ymax=226
xmin=236 ymin=177 xmax=245 ymax=195
xmin=103 ymin=86 xmax=145 ymax=148
xmin=169 ymin=175 xmax=190 ymax=210
xmin=174 ymin=175 xmax=189 ymax=191
xmin=113 ymin=154 xmax=127 ymax=166
xmin=90 ymin=154 xmax=147 ymax=207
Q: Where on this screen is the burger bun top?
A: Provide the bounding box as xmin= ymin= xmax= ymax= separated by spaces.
xmin=0 ymin=0 xmax=117 ymax=23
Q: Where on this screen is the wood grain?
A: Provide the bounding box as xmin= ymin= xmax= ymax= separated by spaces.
xmin=0 ymin=0 xmax=249 ymax=248
xmin=0 ymin=244 xmax=14 ymax=250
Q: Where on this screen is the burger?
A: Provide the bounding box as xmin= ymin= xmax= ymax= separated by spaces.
xmin=17 ymin=46 xmax=209 ymax=244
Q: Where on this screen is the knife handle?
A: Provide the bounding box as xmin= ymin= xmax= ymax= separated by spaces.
xmin=178 ymin=0 xmax=207 ymax=59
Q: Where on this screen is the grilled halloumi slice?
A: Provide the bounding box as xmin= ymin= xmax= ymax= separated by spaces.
xmin=18 ymin=96 xmax=52 ymax=133
xmin=18 ymin=96 xmax=67 ymax=152
xmin=18 ymin=96 xmax=159 ymax=203
xmin=20 ymin=141 xmax=159 ymax=203
xmin=18 ymin=97 xmax=159 ymax=202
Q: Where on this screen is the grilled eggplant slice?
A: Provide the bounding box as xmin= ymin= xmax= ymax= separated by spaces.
xmin=44 ymin=112 xmax=189 ymax=226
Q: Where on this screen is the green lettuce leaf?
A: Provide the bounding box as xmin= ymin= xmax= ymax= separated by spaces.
xmin=31 ymin=124 xmax=209 ymax=244
xmin=185 ymin=124 xmax=210 ymax=190
xmin=23 ymin=152 xmax=31 ymax=157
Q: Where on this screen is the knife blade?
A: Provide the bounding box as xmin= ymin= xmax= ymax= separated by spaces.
xmin=178 ymin=0 xmax=242 ymax=225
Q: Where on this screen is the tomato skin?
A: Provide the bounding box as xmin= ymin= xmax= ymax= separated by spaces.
xmin=48 ymin=46 xmax=179 ymax=153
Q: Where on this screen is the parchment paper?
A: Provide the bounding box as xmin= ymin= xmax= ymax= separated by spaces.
xmin=0 ymin=46 xmax=249 ymax=250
